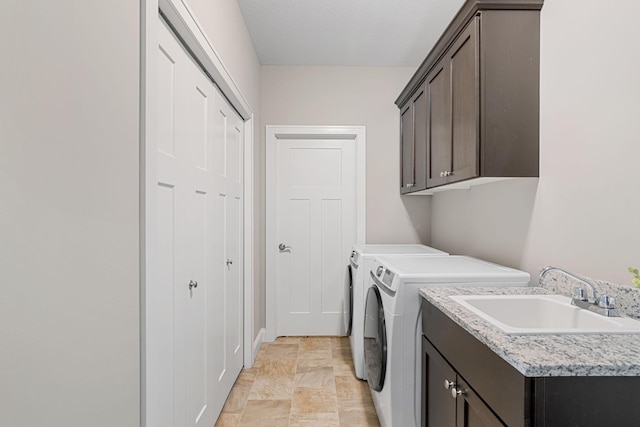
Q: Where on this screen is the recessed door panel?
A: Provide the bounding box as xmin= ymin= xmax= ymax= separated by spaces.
xmin=321 ymin=199 xmax=342 ymax=313
xmin=450 ymin=18 xmax=479 ymax=181
xmin=426 ymin=63 xmax=451 ymax=188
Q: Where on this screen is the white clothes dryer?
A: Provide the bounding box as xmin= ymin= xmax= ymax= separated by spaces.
xmin=343 ymin=244 xmax=448 ymax=379
xmin=363 ymin=255 xmax=530 ymax=427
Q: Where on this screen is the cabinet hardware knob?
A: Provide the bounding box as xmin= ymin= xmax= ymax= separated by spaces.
xmin=440 ymin=172 xmax=444 ymax=177
xmin=451 ymin=387 xmax=465 ymax=398
xmin=226 ymin=259 xmax=233 ymax=266
xmin=188 ymin=280 xmax=198 ymax=290
xmin=278 ymin=243 xmax=292 ymax=251
xmin=444 ymin=380 xmax=456 ymax=390
xmin=406 ymin=183 xmax=414 ymax=187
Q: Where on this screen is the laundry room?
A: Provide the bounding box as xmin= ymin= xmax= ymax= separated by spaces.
xmin=2 ymin=0 xmax=640 ymax=426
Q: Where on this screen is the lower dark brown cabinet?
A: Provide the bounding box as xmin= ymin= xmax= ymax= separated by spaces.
xmin=422 ymin=299 xmax=640 ymax=427
xmin=423 ymin=336 xmax=504 ymax=427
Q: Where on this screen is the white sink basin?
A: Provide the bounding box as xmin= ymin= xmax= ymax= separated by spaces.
xmin=450 ymin=294 xmax=640 ymax=334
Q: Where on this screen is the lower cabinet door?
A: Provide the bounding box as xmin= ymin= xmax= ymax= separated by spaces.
xmin=423 ymin=337 xmax=456 ymax=426
xmin=455 ymin=377 xmax=505 ymax=427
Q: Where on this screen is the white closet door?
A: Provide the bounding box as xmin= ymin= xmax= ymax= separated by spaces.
xmin=156 ymin=18 xmax=243 ymax=427
xmin=211 ymin=92 xmax=244 ymax=407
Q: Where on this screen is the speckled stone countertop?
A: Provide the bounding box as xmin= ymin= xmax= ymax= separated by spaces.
xmin=420 ymin=286 xmax=640 ymax=377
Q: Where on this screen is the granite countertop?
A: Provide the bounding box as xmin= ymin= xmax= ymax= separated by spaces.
xmin=420 ymin=286 xmax=640 ymax=377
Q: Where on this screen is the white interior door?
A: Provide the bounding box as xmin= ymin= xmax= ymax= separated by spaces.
xmin=156 ymin=18 xmax=243 ymax=427
xmin=275 ymin=138 xmax=356 ymax=335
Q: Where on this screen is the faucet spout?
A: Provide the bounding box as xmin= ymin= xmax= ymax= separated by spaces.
xmin=539 ymin=266 xmax=597 ymax=303
xmin=539 ymin=266 xmax=619 ymax=317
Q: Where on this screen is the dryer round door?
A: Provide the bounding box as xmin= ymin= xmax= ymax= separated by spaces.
xmin=343 ymin=265 xmax=353 ymax=336
xmin=363 ymin=285 xmax=387 ymax=392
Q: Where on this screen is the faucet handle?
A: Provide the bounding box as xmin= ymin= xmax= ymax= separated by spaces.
xmin=598 ymin=294 xmax=616 ymax=309
xmin=573 ymin=287 xmax=587 ymax=301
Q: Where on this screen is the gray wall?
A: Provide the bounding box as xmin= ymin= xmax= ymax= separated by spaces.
xmin=261 ymin=66 xmax=430 ymax=243
xmin=431 ymin=0 xmax=640 ymax=286
xmin=0 ymin=2 xmax=140 ymax=426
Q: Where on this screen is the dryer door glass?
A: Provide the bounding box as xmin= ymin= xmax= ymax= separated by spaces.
xmin=364 ymin=285 xmax=387 ymax=391
xmin=343 ymin=265 xmax=353 ymax=336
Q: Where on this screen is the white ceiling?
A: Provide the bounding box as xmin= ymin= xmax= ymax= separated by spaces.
xmin=237 ymin=0 xmax=466 ymax=67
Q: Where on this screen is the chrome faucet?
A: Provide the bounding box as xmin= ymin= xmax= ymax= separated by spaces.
xmin=539 ymin=266 xmax=619 ymax=317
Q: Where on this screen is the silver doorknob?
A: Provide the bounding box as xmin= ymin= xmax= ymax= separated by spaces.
xmin=444 ymin=380 xmax=456 ymax=390
xmin=226 ymin=259 xmax=233 ymax=266
xmin=278 ymin=243 xmax=292 ymax=251
xmin=188 ymin=280 xmax=198 ymax=290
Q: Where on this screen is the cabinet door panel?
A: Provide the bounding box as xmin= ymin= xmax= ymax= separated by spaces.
xmin=423 ymin=337 xmax=456 ymax=427
xmin=426 ymin=63 xmax=451 ymax=188
xmin=400 ymin=103 xmax=415 ymax=193
xmin=449 ymin=17 xmax=479 ymax=182
xmin=456 ymin=377 xmax=505 ymax=427
xmin=413 ymin=86 xmax=428 ymax=191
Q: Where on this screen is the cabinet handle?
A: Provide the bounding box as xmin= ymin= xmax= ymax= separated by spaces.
xmin=451 ymin=387 xmax=465 ymax=398
xmin=444 ymin=380 xmax=456 ymax=390
xmin=188 ymin=280 xmax=198 ymax=290
xmin=406 ymin=183 xmax=414 ymax=187
xmin=439 ymin=172 xmax=444 ymax=177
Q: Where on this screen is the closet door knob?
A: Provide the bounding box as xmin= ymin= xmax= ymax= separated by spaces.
xmin=188 ymin=280 xmax=198 ymax=290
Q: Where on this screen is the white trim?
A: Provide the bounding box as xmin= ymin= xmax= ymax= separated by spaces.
xmin=142 ymin=1 xmax=256 ymax=424
xmin=158 ymin=0 xmax=252 ymax=119
xmin=265 ymin=126 xmax=366 ymax=342
xmin=243 ymin=117 xmax=254 ymax=368
xmin=140 ymin=1 xmax=158 ymax=426
xmin=252 ymin=328 xmax=266 ymax=364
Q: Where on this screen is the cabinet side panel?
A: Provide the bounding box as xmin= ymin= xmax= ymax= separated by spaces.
xmin=480 ymin=10 xmax=540 ymax=177
xmin=537 ymin=377 xmax=640 ymax=426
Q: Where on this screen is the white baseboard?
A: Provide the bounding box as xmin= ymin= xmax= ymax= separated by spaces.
xmin=250 ymin=328 xmax=266 ymax=367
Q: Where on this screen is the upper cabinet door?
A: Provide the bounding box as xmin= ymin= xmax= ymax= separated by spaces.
xmin=448 ymin=16 xmax=479 ymax=184
xmin=426 ymin=61 xmax=451 ymax=189
xmin=400 ymin=84 xmax=428 ymax=194
xmin=412 ymin=85 xmax=428 ymax=191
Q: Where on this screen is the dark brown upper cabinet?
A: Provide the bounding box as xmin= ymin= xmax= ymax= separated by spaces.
xmin=397 ymin=0 xmax=543 ymax=194
xmin=400 ymin=84 xmax=428 ymax=193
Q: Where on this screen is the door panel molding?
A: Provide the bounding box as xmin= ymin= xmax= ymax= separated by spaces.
xmin=265 ymin=126 xmax=366 ymax=342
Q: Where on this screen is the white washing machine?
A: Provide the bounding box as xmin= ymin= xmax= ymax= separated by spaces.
xmin=343 ymin=244 xmax=448 ymax=379
xmin=363 ymin=255 xmax=530 ymax=427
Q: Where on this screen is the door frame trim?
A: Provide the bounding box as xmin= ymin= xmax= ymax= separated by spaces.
xmin=141 ymin=1 xmax=255 ymax=425
xmin=265 ymin=125 xmax=366 ymax=342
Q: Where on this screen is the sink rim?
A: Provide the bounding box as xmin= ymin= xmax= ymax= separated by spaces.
xmin=449 ymin=294 xmax=640 ymax=335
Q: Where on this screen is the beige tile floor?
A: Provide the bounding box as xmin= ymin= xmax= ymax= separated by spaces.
xmin=214 ymin=336 xmax=381 ymax=427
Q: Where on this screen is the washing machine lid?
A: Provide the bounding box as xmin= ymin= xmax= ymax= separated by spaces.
xmin=352 ymin=244 xmax=448 ymax=257
xmin=376 ymin=255 xmax=530 ymax=285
